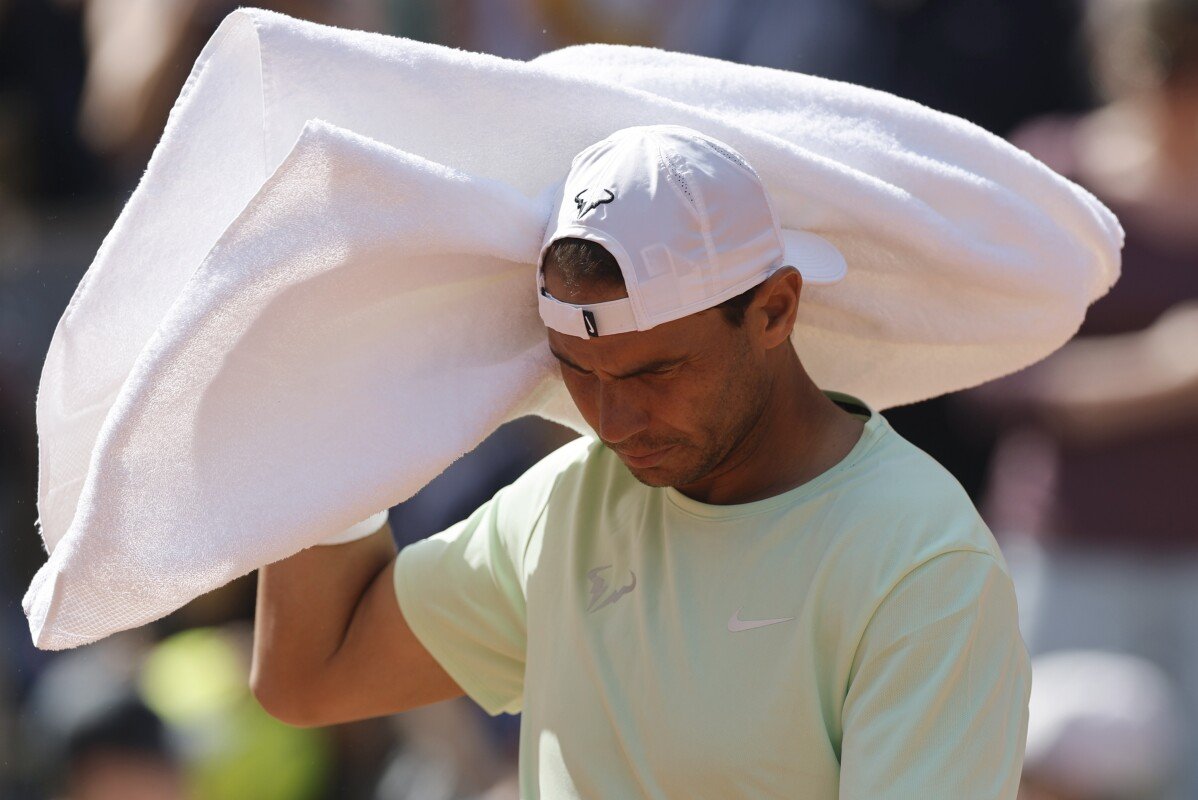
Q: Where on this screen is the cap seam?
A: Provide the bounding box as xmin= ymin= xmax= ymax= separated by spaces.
xmin=653 ymin=136 xmax=705 ymax=227
xmin=659 ymin=136 xmax=721 ymax=294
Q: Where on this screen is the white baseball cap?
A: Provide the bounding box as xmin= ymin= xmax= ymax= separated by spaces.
xmin=537 ymin=124 xmax=846 ymax=339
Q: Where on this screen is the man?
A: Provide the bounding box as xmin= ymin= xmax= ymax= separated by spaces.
xmin=250 ymin=125 xmax=1032 ymax=798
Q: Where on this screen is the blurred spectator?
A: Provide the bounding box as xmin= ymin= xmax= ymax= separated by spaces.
xmin=18 ymin=631 xmax=172 ymax=798
xmin=1019 ymin=650 xmax=1185 ymax=800
xmin=433 ymin=0 xmax=681 ymax=59
xmin=964 ymin=0 xmax=1198 ymax=794
xmin=138 ymin=624 xmax=332 ymax=800
xmin=16 ymin=623 xmax=346 ymax=799
xmin=76 ymin=0 xmax=388 ymax=187
xmin=0 ymin=0 xmax=104 ymax=201
xmin=661 ymin=0 xmax=1091 ymax=153
xmin=58 ymin=694 xmax=187 ymax=800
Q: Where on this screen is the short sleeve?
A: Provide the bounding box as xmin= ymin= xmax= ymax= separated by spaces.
xmin=839 ymin=550 xmax=1032 ymax=800
xmin=392 ymin=488 xmax=527 ymax=716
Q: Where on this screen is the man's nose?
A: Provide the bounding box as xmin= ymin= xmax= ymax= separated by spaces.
xmin=596 ymin=380 xmax=649 ymax=445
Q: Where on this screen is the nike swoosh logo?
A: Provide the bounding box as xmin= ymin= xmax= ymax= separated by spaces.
xmin=728 ymin=609 xmax=795 ymax=632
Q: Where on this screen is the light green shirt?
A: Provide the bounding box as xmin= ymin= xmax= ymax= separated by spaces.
xmin=393 ymin=392 xmax=1031 ymax=799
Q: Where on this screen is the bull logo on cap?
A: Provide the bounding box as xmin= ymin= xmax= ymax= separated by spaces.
xmin=574 ymin=188 xmax=615 ymax=219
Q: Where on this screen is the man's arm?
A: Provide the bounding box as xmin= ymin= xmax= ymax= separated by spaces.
xmin=250 ymin=519 xmax=464 ymax=727
xmin=962 ymin=301 xmax=1198 ymax=444
xmin=839 ymin=550 xmax=1031 ymax=799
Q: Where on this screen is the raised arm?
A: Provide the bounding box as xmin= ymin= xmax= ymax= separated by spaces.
xmin=250 ymin=519 xmax=464 ymax=727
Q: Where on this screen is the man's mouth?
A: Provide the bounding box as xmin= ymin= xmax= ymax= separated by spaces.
xmin=615 ymin=444 xmax=676 ymax=468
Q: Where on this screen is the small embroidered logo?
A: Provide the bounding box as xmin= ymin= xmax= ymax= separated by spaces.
xmin=575 ymin=188 xmax=615 ymax=218
xmin=586 ymin=565 xmax=637 ymax=613
xmin=582 ymin=310 xmax=599 ymax=337
xmin=727 ymin=609 xmax=795 ymax=632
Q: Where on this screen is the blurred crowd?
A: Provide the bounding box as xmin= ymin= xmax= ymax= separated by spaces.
xmin=1 ymin=0 xmax=1196 ymax=798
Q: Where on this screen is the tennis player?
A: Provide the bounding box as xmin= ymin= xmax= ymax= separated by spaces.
xmin=251 ymin=125 xmax=1032 ymax=798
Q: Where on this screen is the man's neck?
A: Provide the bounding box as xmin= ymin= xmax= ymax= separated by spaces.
xmin=672 ymin=354 xmax=866 ymax=506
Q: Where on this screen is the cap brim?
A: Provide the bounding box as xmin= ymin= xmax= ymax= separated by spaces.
xmin=780 ymin=229 xmax=847 ymax=285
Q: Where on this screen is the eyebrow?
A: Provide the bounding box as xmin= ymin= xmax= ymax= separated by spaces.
xmin=548 ymin=347 xmax=687 ymax=379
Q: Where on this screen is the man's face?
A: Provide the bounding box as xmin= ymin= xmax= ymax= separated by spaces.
xmin=544 ymin=270 xmax=773 ymax=489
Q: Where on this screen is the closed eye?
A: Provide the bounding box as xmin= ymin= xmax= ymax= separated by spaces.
xmin=549 ymin=347 xmax=687 ymax=380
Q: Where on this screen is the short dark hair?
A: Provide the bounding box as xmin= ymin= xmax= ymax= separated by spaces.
xmin=541 ymin=237 xmax=760 ymax=327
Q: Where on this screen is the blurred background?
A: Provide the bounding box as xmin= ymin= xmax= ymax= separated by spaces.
xmin=2 ymin=0 xmax=1197 ymax=798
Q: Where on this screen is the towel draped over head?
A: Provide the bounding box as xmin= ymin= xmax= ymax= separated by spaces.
xmin=23 ymin=7 xmax=1121 ymax=650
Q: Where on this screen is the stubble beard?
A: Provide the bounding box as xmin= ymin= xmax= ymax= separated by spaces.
xmin=624 ymin=363 xmax=771 ymax=491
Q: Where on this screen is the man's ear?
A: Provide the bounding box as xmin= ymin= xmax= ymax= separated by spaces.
xmin=754 ymin=267 xmax=802 ymax=350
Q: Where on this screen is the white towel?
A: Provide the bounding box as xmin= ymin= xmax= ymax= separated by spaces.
xmin=23 ymin=7 xmax=1122 ymax=650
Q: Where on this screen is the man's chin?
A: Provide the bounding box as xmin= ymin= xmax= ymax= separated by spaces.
xmin=623 ymin=465 xmax=677 ymax=488
xmin=617 ymin=450 xmax=707 ymax=489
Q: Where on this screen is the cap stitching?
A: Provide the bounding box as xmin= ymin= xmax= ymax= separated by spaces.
xmin=699 ymin=137 xmax=754 ymax=175
xmin=657 ymin=149 xmax=696 ymax=208
xmin=665 ymin=147 xmax=720 ymax=292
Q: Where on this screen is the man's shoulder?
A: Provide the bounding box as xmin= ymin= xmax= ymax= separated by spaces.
xmin=827 ymin=411 xmax=1009 ymax=572
xmin=809 ymin=413 xmax=1015 ymax=655
xmin=853 ymin=414 xmax=985 ymax=516
xmin=509 ymin=433 xmax=604 ymax=491
xmin=493 ymin=434 xmax=612 ymax=528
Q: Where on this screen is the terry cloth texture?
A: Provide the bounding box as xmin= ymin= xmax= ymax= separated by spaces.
xmin=24 ymin=7 xmax=1121 ymax=649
